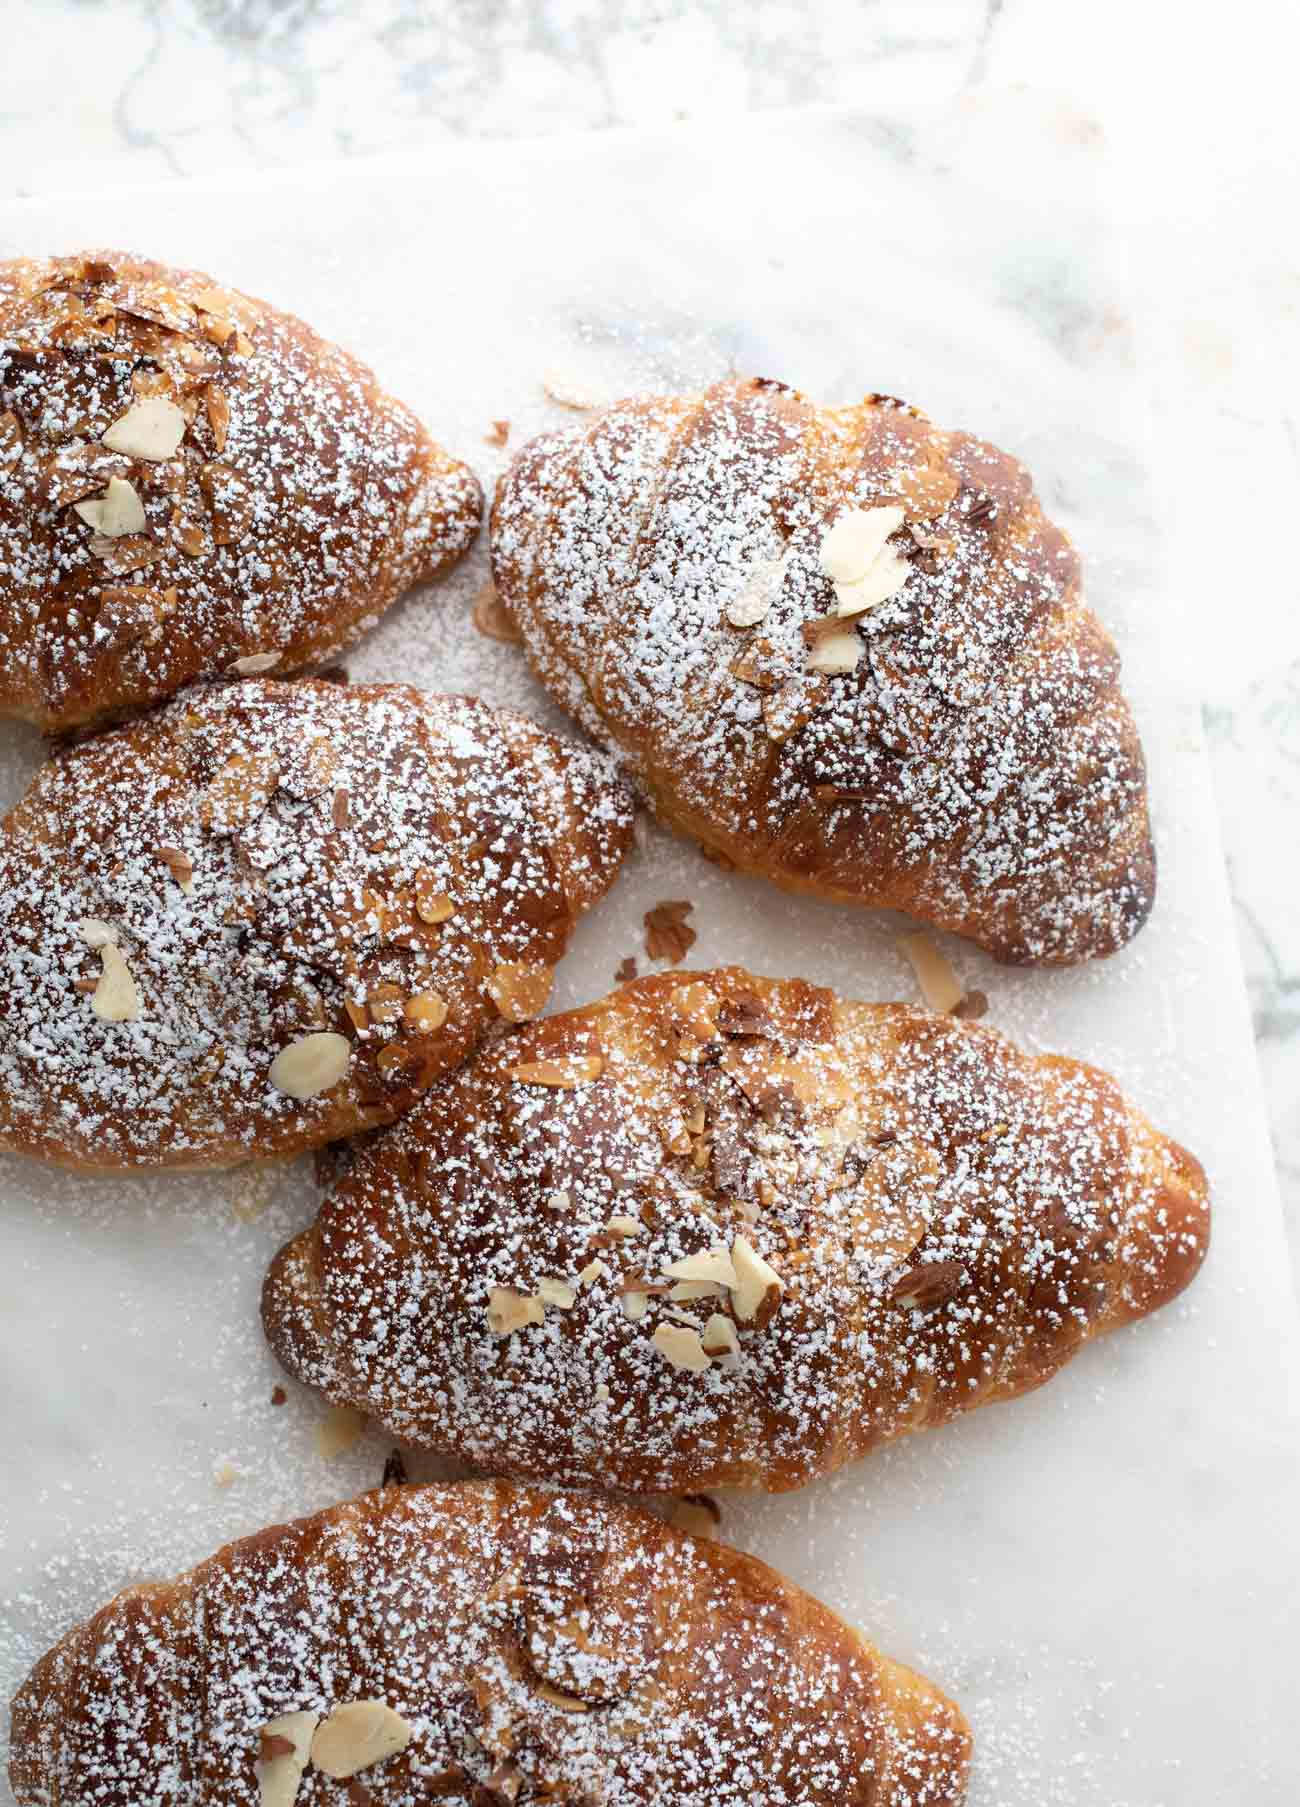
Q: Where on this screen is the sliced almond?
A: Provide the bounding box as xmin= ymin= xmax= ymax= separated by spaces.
xmin=231 ymin=651 xmax=280 ymax=675
xmin=73 ymin=476 xmax=145 ymax=538
xmin=89 ymin=940 xmax=140 ymax=1022
xmin=669 ymin=1281 xmax=722 ymax=1302
xmin=701 ymin=1313 xmax=740 ymax=1358
xmin=820 ymin=505 xmax=905 ymax=582
xmin=488 ymin=961 xmax=554 ymax=1023
xmin=537 ymin=1276 xmax=577 ymax=1310
xmin=834 ymin=546 xmax=911 ymax=618
xmin=413 ymin=873 xmax=454 ymax=924
xmin=898 ymin=932 xmax=965 ymax=1014
xmin=577 ymin=1257 xmax=607 ymax=1287
xmin=315 ymin=1403 xmax=365 ymax=1459
xmin=730 ymin=1235 xmax=784 ymax=1327
xmin=404 ymin=992 xmax=449 ymax=1033
xmin=258 ymin=1711 xmax=319 ymax=1807
xmin=206 ymin=382 xmax=231 ymax=454
xmin=535 ymin=1683 xmax=589 ymax=1714
xmin=606 ymin=1214 xmax=643 ymax=1238
xmin=805 ymin=628 xmax=863 ymax=675
xmin=101 ymin=396 xmax=186 ymax=461
xmin=310 ymin=1700 xmax=412 ymax=1779
xmin=665 ymin=1248 xmax=739 ymax=1288
xmin=510 ymin=1056 xmax=603 ymax=1088
xmin=622 ymin=1291 xmax=649 ymax=1321
xmin=651 ymin=1323 xmax=711 ymax=1373
xmin=487 ymin=1287 xmax=545 ymax=1336
xmin=269 ymin=1031 xmax=351 ymax=1100
xmin=78 ymin=917 xmax=118 ymax=949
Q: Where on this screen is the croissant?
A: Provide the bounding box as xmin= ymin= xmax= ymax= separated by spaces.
xmin=265 ymin=967 xmax=1208 ymax=1494
xmin=0 ymin=250 xmax=482 ymax=731
xmin=9 ymin=1479 xmax=971 ymax=1807
xmin=0 ymin=676 xmax=631 ymax=1171
xmin=491 ymin=377 xmax=1154 ymax=965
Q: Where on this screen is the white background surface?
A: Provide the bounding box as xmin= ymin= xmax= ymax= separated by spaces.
xmin=1 ymin=110 xmax=1298 ymax=1805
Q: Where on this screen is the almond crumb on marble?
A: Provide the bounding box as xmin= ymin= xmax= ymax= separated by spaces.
xmin=311 ymin=1701 xmax=412 ymax=1779
xmin=472 ymin=581 xmax=523 ymax=645
xmin=899 ymin=932 xmax=965 ymax=1014
xmin=269 ymin=1031 xmax=351 ymax=1100
xmin=101 ymin=395 xmax=187 ymax=460
xmin=485 ymin=419 xmax=510 ymax=447
xmin=315 ymin=1403 xmax=366 ymax=1459
xmin=487 ymin=1287 xmax=545 ymax=1336
xmin=214 ymin=1461 xmax=238 ymax=1488
xmin=542 ymin=369 xmax=610 ymax=411
xmin=651 ymin=1322 xmax=711 ymax=1373
xmin=644 ymin=899 xmax=696 ymax=964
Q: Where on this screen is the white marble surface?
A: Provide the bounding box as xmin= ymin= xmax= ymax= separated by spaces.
xmin=4 ymin=0 xmax=1297 ymax=1282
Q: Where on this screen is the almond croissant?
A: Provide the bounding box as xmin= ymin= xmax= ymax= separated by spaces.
xmin=9 ymin=1480 xmax=972 ymax=1807
xmin=264 ymin=968 xmax=1208 ymax=1494
xmin=491 ymin=377 xmax=1154 ymax=965
xmin=0 ymin=677 xmax=632 ymax=1170
xmin=0 ymin=250 xmax=482 ymax=730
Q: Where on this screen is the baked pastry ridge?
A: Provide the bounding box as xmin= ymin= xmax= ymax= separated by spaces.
xmin=8 ymin=1481 xmax=972 ymax=1807
xmin=0 ymin=677 xmax=633 ymax=1170
xmin=0 ymin=249 xmax=482 ymax=729
xmin=491 ymin=376 xmax=1155 ymax=965
xmin=265 ymin=967 xmax=1209 ymax=1493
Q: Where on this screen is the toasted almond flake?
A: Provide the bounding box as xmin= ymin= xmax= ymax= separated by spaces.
xmin=413 ymin=873 xmax=454 ymax=923
xmin=665 ymin=1496 xmax=722 ymax=1538
xmin=205 ymin=382 xmax=230 ymax=453
xmin=403 ymin=991 xmax=449 ymax=1033
xmin=231 ymin=650 xmax=280 ymax=675
xmin=542 ymin=368 xmax=610 ymax=411
xmin=701 ymin=1313 xmax=741 ymax=1358
xmin=201 ymin=750 xmax=280 ymax=832
xmin=101 ymin=396 xmax=186 ymax=461
xmin=898 ymin=932 xmax=965 ymax=1014
xmin=670 ymin=1281 xmax=722 ymax=1301
xmin=78 ymin=917 xmax=118 ymax=949
xmin=155 ymin=845 xmax=194 ymax=894
xmin=366 ymin=982 xmax=404 ymax=1024
xmin=535 ymin=1683 xmax=589 ymax=1714
xmin=724 ymin=555 xmax=786 ymax=627
xmin=537 ymin=1276 xmax=577 ymax=1309
xmin=510 ymin=1055 xmax=603 ymax=1088
xmin=472 ymin=581 xmax=523 ymax=645
xmin=191 ymin=285 xmax=235 ymax=317
xmin=270 ymin=1031 xmax=351 ymax=1100
xmin=644 ymin=899 xmax=696 ymax=965
xmin=311 ymin=1701 xmax=412 ymax=1779
xmin=606 ymin=1214 xmax=643 ymax=1238
xmin=806 ymin=627 xmax=863 ymax=674
xmin=730 ymin=1235 xmax=784 ymax=1326
xmin=89 ymin=940 xmax=140 ymax=1022
xmin=73 ymin=476 xmax=145 ymax=538
xmin=651 ymin=1323 xmax=711 ymax=1373
xmin=833 ymin=546 xmax=911 ymax=617
xmin=577 ymin=1257 xmax=607 ymax=1287
xmin=488 ymin=960 xmax=554 ymax=1023
xmin=622 ymin=1291 xmax=649 ymax=1321
xmin=487 ymin=1287 xmax=545 ymax=1336
xmin=665 ymin=1247 xmax=739 ymax=1287
xmin=258 ymin=1711 xmax=319 ymax=1807
xmin=315 ymin=1404 xmax=365 ymax=1459
xmin=820 ymin=504 xmax=905 ymax=582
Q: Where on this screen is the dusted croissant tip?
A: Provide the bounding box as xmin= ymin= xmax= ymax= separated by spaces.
xmin=1116 ymin=1132 xmax=1211 ymax=1322
xmin=867 ymin=1650 xmax=974 ymax=1807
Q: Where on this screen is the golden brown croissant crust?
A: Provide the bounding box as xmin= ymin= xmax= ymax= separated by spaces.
xmin=9 ymin=1480 xmax=971 ymax=1807
xmin=0 ymin=677 xmax=632 ymax=1170
xmin=491 ymin=377 xmax=1154 ymax=965
xmin=0 ymin=249 xmax=482 ymax=731
xmin=265 ymin=968 xmax=1208 ymax=1493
